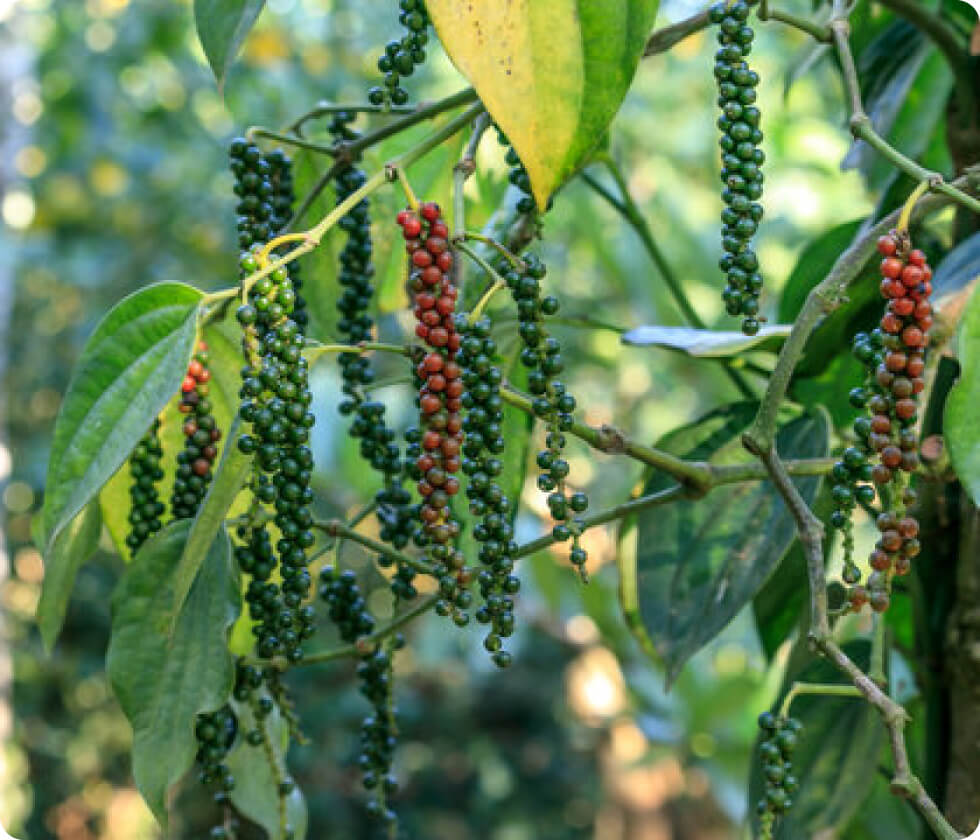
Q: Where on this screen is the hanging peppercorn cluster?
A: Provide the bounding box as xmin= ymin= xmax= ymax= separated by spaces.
xmin=455 ymin=315 xmax=519 ymax=668
xmin=708 ymin=0 xmax=766 ymax=336
xmin=125 ymin=419 xmax=165 ymax=552
xmin=318 ymin=567 xmax=400 ymax=824
xmin=327 ymin=113 xmax=419 ymax=592
xmin=194 ymin=703 xmax=238 ymax=828
xmin=172 ymin=342 xmax=221 ymax=520
xmin=828 ymin=230 xmax=930 ymax=614
xmin=229 ymin=136 xmax=317 ymax=664
xmin=505 ymin=255 xmax=590 ymax=579
xmin=398 ymin=202 xmax=471 ymax=624
xmin=755 ymin=712 xmax=801 ymax=837
xmin=229 ymin=138 xmax=276 ymax=249
xmin=368 ymin=0 xmax=430 ymax=107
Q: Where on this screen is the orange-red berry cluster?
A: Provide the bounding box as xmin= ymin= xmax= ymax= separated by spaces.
xmin=173 ymin=341 xmax=221 ymax=519
xmin=843 ymin=231 xmax=930 ymax=613
xmin=398 ymin=203 xmax=468 ymax=605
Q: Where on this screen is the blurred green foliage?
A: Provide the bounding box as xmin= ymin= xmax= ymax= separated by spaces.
xmin=0 ymin=0 xmax=957 ymax=837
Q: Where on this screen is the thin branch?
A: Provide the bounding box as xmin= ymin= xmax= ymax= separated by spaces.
xmin=644 ymin=10 xmax=710 ymax=56
xmin=314 ymin=519 xmax=434 ymax=576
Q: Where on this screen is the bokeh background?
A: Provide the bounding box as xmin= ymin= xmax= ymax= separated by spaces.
xmin=0 ymin=0 xmax=915 ymax=837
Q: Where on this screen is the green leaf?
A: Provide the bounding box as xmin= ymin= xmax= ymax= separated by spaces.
xmin=748 ymin=640 xmax=884 ymax=838
xmin=946 ymin=283 xmax=980 ymax=503
xmin=173 ymin=414 xmax=253 ymax=622
xmin=226 ymin=699 xmax=308 ymax=839
xmin=193 ymin=0 xmax=266 ymax=91
xmin=36 ymin=502 xmax=102 ymax=652
xmin=634 ymin=407 xmax=829 ymax=683
xmin=621 ymin=324 xmax=791 ymax=357
xmin=777 ymin=220 xmax=864 ymax=323
xmin=426 ymin=0 xmax=659 ymax=209
xmin=41 ymin=284 xmax=202 ymax=581
xmin=107 ymin=521 xmax=240 ymax=825
xmin=100 ymin=317 xmax=246 ymax=562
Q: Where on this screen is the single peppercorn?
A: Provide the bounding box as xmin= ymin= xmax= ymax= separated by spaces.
xmin=125 ymin=418 xmax=165 ymax=551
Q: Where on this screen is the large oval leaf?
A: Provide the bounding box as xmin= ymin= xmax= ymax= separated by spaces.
xmin=946 ymin=283 xmax=980 ymax=504
xmin=36 ymin=501 xmax=102 ymax=652
xmin=748 ymin=640 xmax=884 ymax=838
xmin=633 ymin=406 xmax=829 ymax=684
xmin=427 ymin=0 xmax=659 ymax=209
xmin=107 ymin=521 xmax=240 ymax=825
xmin=227 ymin=699 xmax=308 ymax=839
xmin=42 ymin=283 xmax=203 ymax=558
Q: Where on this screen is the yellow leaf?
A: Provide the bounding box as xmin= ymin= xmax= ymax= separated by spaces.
xmin=427 ymin=0 xmax=659 ymax=209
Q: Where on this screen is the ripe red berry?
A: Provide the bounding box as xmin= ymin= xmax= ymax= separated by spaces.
xmin=901 ymin=326 xmax=924 ymax=347
xmin=880 ymin=257 xmax=904 ymax=279
xmin=877 ymin=235 xmax=898 ymax=256
xmin=895 ymin=398 xmax=917 ymax=420
xmin=908 ymin=249 xmax=926 ymax=267
xmin=401 ymin=217 xmax=422 ymax=238
xmin=420 ymin=202 xmax=441 ymax=221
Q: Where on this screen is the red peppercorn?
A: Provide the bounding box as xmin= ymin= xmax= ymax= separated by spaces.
xmin=401 ymin=217 xmax=422 ymax=238
xmin=891 ymin=297 xmax=915 ymax=317
xmin=895 ymin=398 xmax=917 ymax=419
xmin=877 ymin=235 xmax=898 ymax=256
xmin=881 ymin=257 xmax=904 ymax=279
xmin=901 ymin=326 xmax=924 ymax=347
xmin=908 ymin=249 xmax=926 ymax=267
xmin=906 ymin=354 xmax=925 ymax=377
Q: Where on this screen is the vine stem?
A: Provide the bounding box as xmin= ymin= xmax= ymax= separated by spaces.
xmin=313 ymin=520 xmax=435 ymax=576
xmin=778 ymin=681 xmax=862 ymax=719
xmin=897 ymin=180 xmax=932 ymax=234
xmin=285 ymin=101 xmax=416 ymax=134
xmin=459 ymin=231 xmax=527 ymax=270
xmin=467 ymin=280 xmax=506 ymax=324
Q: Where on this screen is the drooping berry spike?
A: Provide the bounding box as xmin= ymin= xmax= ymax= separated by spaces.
xmin=398 ymin=202 xmax=471 ymax=625
xmin=709 ymin=0 xmax=766 ymax=335
xmin=504 ymin=255 xmax=590 ymax=580
xmin=829 ymin=229 xmax=931 ymax=613
xmin=125 ymin=419 xmax=165 ymax=552
xmin=171 ymin=342 xmax=221 ymax=520
xmin=319 ymin=567 xmax=400 ymax=824
xmin=368 ymin=0 xmax=430 ymax=107
xmin=756 ymin=712 xmax=801 ymax=838
xmin=328 ymin=113 xmax=418 ymax=576
xmin=457 ymin=316 xmax=519 ymax=668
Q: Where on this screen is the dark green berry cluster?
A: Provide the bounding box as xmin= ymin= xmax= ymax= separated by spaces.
xmin=496 ymin=129 xmax=537 ymax=216
xmin=505 ymin=254 xmax=589 ymax=578
xmin=318 ymin=568 xmax=400 ymax=824
xmin=319 ymin=566 xmax=376 ymax=642
xmin=125 ymin=418 xmax=165 ymax=552
xmin=756 ymin=711 xmax=801 ymax=837
xmin=830 ymin=232 xmax=930 ymax=613
xmin=229 ymin=138 xmax=279 ymax=250
xmin=328 ymin=113 xmax=419 ymax=591
xmin=231 ymin=135 xmax=317 ymax=664
xmin=172 ymin=341 xmax=222 ymax=520
xmin=709 ymin=0 xmax=766 ymax=335
xmin=356 ymin=639 xmax=400 ymax=826
xmin=194 ymin=704 xmax=238 ymax=825
xmin=456 ymin=315 xmax=519 ymax=668
xmin=368 ymin=0 xmax=430 ymax=107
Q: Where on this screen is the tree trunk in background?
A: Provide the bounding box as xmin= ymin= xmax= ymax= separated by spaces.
xmin=944 ymin=498 xmax=980 ymax=835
